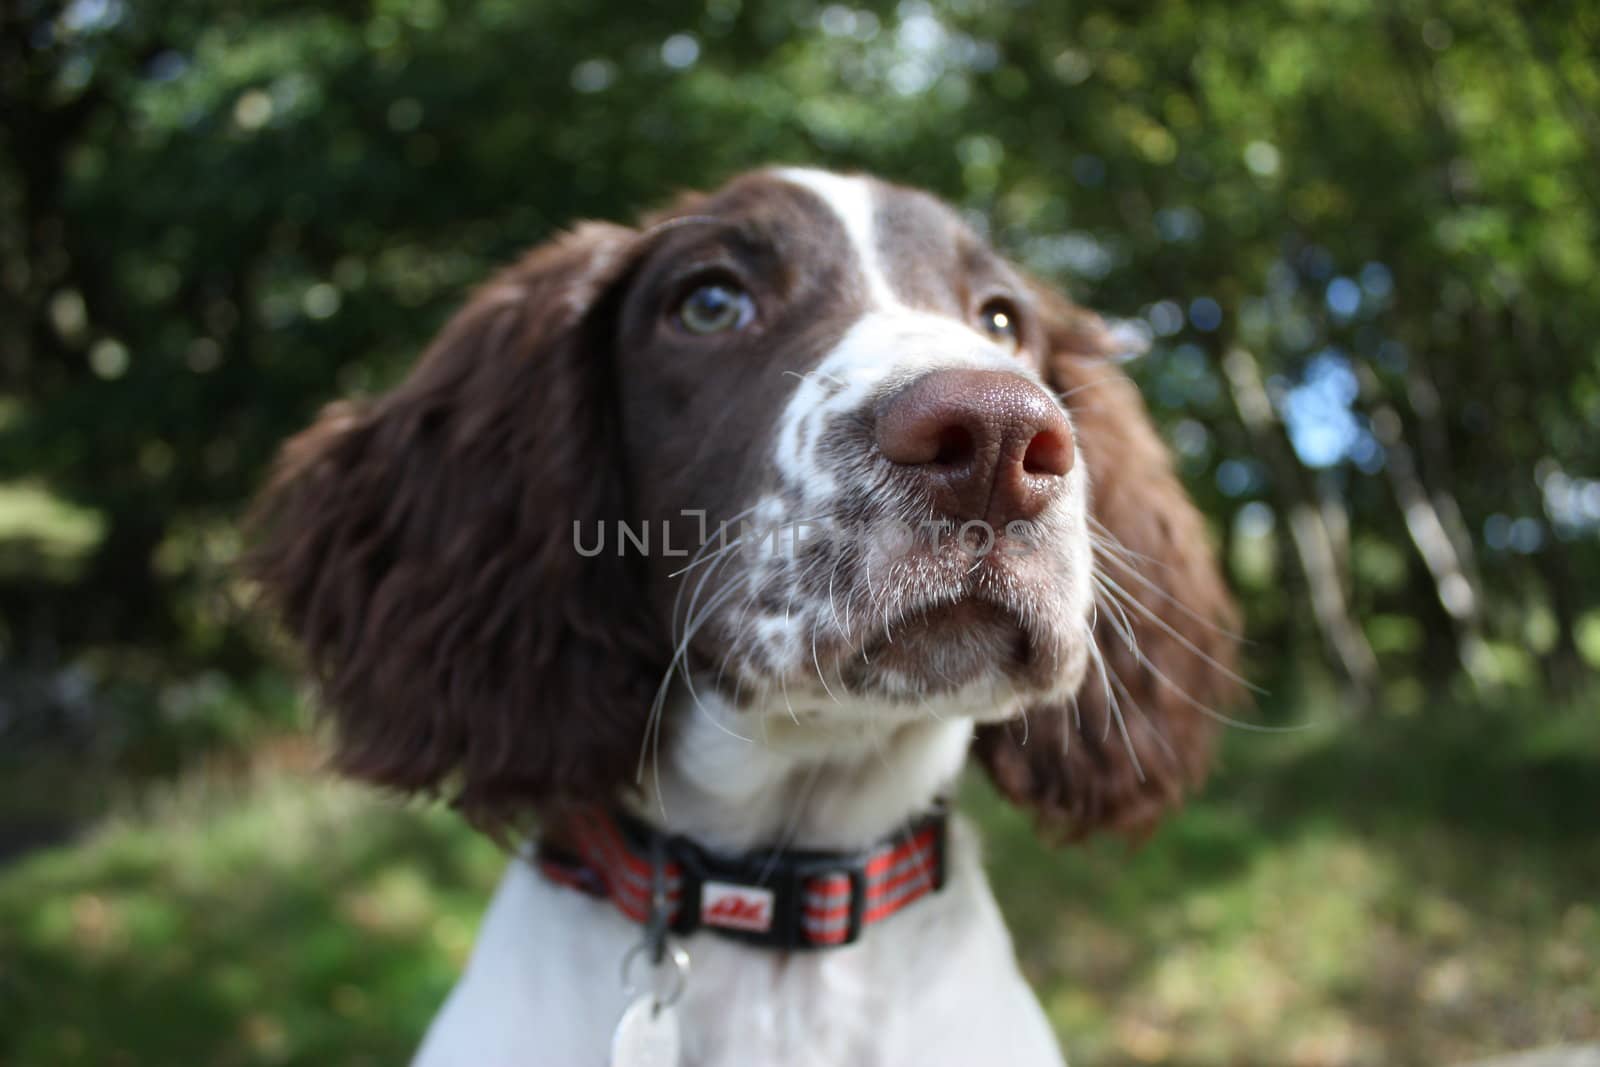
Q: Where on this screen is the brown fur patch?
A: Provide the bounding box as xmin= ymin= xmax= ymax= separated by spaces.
xmin=246 ymin=224 xmax=666 ymax=827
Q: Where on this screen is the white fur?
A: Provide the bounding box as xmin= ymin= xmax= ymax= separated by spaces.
xmin=742 ymin=305 xmax=1093 ymax=702
xmin=413 ymin=693 xmax=1066 ymax=1067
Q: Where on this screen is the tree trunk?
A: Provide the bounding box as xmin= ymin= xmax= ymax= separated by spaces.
xmin=1358 ymin=363 xmax=1496 ymax=690
xmin=1222 ymin=347 xmax=1380 ymax=708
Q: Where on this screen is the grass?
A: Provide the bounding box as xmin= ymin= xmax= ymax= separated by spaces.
xmin=2 ymin=703 xmax=1597 ymax=1067
xmin=980 ymin=703 xmax=1600 ymax=1066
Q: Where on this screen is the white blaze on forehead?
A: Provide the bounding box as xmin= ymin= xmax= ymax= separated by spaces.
xmin=774 ymin=167 xmax=899 ymax=308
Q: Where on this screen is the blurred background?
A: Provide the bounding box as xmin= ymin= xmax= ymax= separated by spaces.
xmin=1 ymin=0 xmax=1597 ymax=1064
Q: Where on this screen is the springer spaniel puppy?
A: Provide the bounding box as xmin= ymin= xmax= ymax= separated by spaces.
xmin=250 ymin=167 xmax=1239 ymax=1067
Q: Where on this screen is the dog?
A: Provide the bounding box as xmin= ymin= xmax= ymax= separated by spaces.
xmin=249 ymin=167 xmax=1240 ymax=1066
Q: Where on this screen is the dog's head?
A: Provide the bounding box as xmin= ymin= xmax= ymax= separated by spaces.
xmin=249 ymin=168 xmax=1239 ymax=838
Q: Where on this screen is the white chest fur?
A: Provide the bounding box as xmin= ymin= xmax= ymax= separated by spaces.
xmin=412 ymin=704 xmax=1066 ymax=1067
xmin=412 ymin=821 xmax=1063 ymax=1067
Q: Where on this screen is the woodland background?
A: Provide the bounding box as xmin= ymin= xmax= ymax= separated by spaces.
xmin=1 ymin=1 xmax=1597 ymax=1064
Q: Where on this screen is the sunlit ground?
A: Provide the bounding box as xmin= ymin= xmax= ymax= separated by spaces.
xmin=3 ymin=700 xmax=1596 ymax=1067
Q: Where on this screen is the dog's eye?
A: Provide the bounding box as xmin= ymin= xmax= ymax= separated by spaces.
xmin=978 ymin=299 xmax=1022 ymax=352
xmin=677 ymin=282 xmax=754 ymax=335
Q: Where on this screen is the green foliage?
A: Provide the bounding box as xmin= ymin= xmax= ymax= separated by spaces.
xmin=3 ymin=1 xmax=1597 ymax=735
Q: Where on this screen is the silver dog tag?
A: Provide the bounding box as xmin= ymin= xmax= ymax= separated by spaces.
xmin=610 ymin=995 xmax=681 ymax=1067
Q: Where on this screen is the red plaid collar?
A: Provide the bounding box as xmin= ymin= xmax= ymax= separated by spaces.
xmin=535 ymin=803 xmax=948 ymax=950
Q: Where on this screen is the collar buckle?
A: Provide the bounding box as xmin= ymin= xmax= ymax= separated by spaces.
xmin=667 ymin=837 xmax=869 ymax=949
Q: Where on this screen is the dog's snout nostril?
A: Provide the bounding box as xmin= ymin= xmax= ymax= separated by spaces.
xmin=933 ymin=425 xmax=976 ymax=467
xmin=875 ymin=368 xmax=1076 ymax=526
xmin=1022 ymin=428 xmax=1074 ymax=477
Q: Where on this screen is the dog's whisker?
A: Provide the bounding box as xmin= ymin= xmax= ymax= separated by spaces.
xmin=1090 ymin=564 xmax=1261 ymax=694
xmin=1106 ymin=663 xmax=1178 ymax=766
xmin=1089 ymin=523 xmax=1253 ymax=645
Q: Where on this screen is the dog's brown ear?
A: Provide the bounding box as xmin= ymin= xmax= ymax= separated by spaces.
xmin=248 ymin=223 xmax=661 ymax=827
xmin=973 ymin=284 xmax=1242 ymax=840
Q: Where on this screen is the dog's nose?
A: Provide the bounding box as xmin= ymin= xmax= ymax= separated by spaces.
xmin=874 ymin=368 xmax=1075 ymax=525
